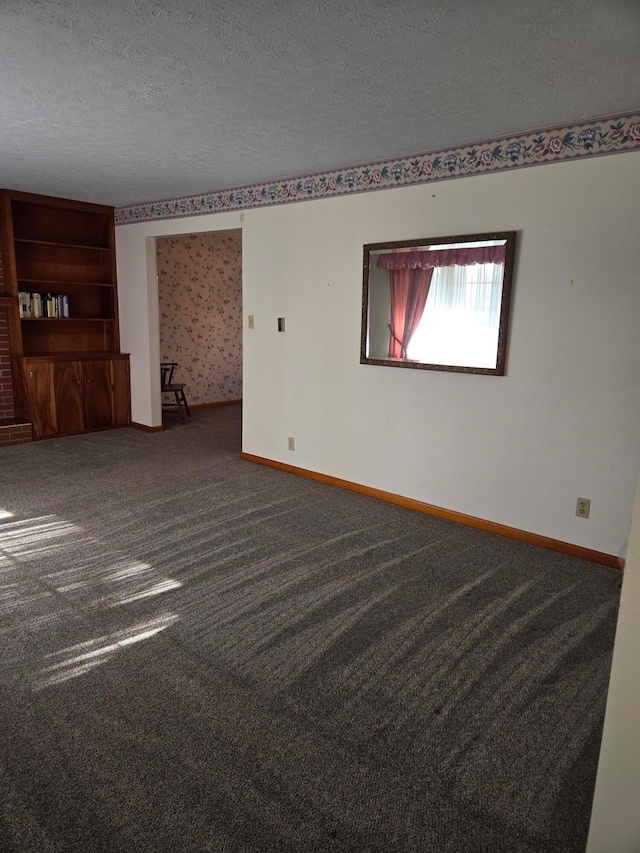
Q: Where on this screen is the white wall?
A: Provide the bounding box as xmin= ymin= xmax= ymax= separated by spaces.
xmin=587 ymin=464 xmax=640 ymax=851
xmin=115 ymin=151 xmax=640 ymax=558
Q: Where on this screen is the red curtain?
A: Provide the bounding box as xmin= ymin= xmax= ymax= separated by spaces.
xmin=388 ymin=267 xmax=434 ymax=358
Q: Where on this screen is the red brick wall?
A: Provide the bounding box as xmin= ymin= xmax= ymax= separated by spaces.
xmin=0 ymin=237 xmax=15 ymax=421
xmin=0 ymin=308 xmax=14 ymax=420
xmin=0 ymin=422 xmax=32 ymax=447
xmin=0 ymin=236 xmax=19 ymax=423
xmin=0 ymin=231 xmax=32 ymax=444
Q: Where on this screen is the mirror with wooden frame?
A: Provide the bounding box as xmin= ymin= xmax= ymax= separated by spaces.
xmin=361 ymin=231 xmax=517 ymax=375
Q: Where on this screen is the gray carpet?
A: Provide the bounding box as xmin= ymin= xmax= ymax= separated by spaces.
xmin=0 ymin=405 xmax=621 ymax=852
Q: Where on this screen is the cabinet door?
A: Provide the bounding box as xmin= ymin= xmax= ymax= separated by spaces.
xmin=110 ymin=358 xmax=131 ymax=427
xmin=24 ymin=359 xmax=84 ymax=438
xmin=53 ymin=361 xmax=84 ymax=435
xmin=83 ymin=359 xmax=114 ymax=430
xmin=28 ymin=362 xmax=56 ymax=438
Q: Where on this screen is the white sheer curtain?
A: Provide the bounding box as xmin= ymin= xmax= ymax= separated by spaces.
xmin=406 ymin=262 xmax=504 ymax=368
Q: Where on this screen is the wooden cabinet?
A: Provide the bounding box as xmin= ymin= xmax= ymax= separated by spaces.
xmin=13 ymin=355 xmax=131 ymax=439
xmin=0 ymin=190 xmax=131 ymax=439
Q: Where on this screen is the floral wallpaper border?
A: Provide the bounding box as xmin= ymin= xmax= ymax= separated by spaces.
xmin=115 ymin=112 xmax=640 ymax=225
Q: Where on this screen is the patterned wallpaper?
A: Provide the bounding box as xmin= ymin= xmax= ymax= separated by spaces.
xmin=156 ymin=231 xmax=242 ymax=405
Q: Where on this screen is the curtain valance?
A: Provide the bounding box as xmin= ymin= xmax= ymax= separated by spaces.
xmin=377 ymin=244 xmax=505 ymax=271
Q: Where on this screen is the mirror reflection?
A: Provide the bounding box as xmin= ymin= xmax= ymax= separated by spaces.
xmin=361 ymin=231 xmax=517 ymax=375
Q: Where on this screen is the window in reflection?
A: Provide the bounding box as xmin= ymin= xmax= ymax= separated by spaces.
xmin=406 ymin=259 xmax=504 ymax=367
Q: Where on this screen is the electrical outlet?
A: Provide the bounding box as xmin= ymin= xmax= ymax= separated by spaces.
xmin=576 ymin=497 xmax=591 ymax=519
xmin=248 ymin=314 xmax=255 ymax=329
xmin=287 ymin=437 xmax=295 ymax=451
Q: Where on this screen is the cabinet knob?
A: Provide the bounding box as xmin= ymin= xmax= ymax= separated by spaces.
xmin=86 ymin=379 xmax=92 ymax=384
xmin=29 ymin=370 xmax=33 ymax=378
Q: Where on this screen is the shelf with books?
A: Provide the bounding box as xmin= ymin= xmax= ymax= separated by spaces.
xmin=17 ymin=284 xmax=114 ymax=320
xmin=18 ymin=291 xmax=70 ymax=319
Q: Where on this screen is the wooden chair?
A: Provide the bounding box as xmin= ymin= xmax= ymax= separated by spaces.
xmin=160 ymin=362 xmax=191 ymax=424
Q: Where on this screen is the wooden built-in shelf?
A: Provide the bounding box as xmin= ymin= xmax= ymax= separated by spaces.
xmin=14 ymin=238 xmax=112 ymax=252
xmin=17 ymin=279 xmax=115 ymax=288
xmin=18 ymin=350 xmax=126 ymax=361
xmin=21 ymin=317 xmax=116 ymax=322
xmin=14 ymin=242 xmax=112 ymax=285
xmin=17 ymin=282 xmax=115 ymax=321
xmin=10 ymin=196 xmax=112 ymax=250
xmin=1 ymin=189 xmax=130 ymax=439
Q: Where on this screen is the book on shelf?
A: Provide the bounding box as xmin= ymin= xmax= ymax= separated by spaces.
xmin=17 ymin=292 xmax=70 ymax=319
xmin=18 ymin=291 xmax=31 ymax=318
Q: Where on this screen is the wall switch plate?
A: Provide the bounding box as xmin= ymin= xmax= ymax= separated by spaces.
xmin=278 ymin=317 xmax=285 ymax=332
xmin=248 ymin=315 xmax=254 ymax=329
xmin=287 ymin=437 xmax=295 ymax=451
xmin=576 ymin=497 xmax=591 ymax=518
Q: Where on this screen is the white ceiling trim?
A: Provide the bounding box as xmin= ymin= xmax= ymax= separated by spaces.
xmin=116 ymin=112 xmax=640 ymax=226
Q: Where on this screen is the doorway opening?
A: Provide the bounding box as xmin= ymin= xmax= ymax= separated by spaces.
xmin=155 ymin=229 xmax=242 ymax=432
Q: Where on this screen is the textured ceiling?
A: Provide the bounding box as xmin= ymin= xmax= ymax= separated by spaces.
xmin=1 ymin=0 xmax=639 ymax=208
